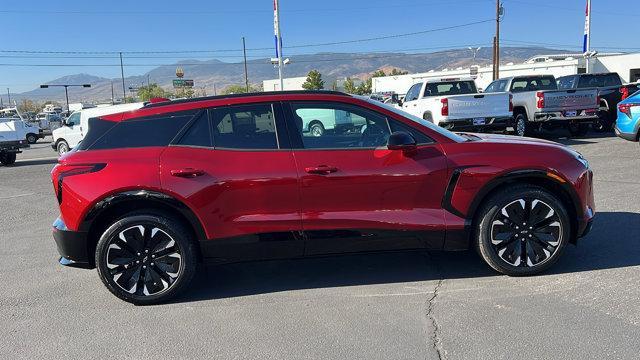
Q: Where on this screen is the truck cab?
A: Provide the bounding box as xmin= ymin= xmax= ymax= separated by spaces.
xmin=399 ymin=78 xmax=512 ymax=132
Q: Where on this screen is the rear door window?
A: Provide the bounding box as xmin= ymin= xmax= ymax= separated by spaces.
xmin=88 ymin=110 xmax=196 ymax=150
xmin=484 ymin=80 xmax=507 ymax=93
xmin=177 ymin=111 xmax=211 ymax=147
xmin=210 ymin=104 xmax=279 ymax=150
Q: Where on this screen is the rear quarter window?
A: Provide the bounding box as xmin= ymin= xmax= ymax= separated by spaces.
xmin=87 ymin=110 xmax=197 ymax=150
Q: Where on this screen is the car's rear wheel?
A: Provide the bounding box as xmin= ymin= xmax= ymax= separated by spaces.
xmin=95 ymin=213 xmax=197 ymax=305
xmin=514 ymin=113 xmax=532 ymax=137
xmin=56 ymin=140 xmax=69 ymax=156
xmin=0 ymin=152 xmax=17 ymax=165
xmin=26 ymin=133 xmax=38 ymax=144
xmin=475 ymin=185 xmax=570 ymax=276
xmin=309 ymin=121 xmax=325 ymax=137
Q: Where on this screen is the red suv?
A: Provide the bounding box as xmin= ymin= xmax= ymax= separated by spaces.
xmin=51 ymin=91 xmax=595 ymax=304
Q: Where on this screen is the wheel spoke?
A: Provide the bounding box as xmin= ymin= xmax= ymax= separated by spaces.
xmin=490 ymin=198 xmax=563 ymax=268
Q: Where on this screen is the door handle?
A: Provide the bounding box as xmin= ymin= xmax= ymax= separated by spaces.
xmin=305 ymin=165 xmax=338 ymax=175
xmin=170 ymin=168 xmax=205 ymax=178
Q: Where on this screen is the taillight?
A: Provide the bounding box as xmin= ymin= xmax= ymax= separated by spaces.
xmin=52 ymin=163 xmax=106 ymax=204
xmin=620 ymin=87 xmax=630 ymax=100
xmin=509 ymin=94 xmax=513 ymax=112
xmin=536 ymin=92 xmax=545 ymax=109
xmin=619 ymin=103 xmax=639 ymax=119
xmin=440 ymin=98 xmax=449 ymax=116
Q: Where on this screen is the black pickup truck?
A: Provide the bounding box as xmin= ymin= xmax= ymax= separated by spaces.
xmin=557 ymin=72 xmax=640 ymax=132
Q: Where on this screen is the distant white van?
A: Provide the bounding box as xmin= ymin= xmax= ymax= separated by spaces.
xmin=52 ymin=102 xmax=144 ymax=155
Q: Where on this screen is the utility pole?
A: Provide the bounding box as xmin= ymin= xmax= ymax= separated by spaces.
xmin=6 ymin=88 xmax=10 ymax=105
xmin=242 ymin=37 xmax=250 ymax=92
xmin=583 ymin=0 xmax=592 ymax=73
xmin=119 ymin=52 xmax=126 ymax=102
xmin=111 ymin=81 xmax=115 ymax=105
xmin=147 ymin=74 xmax=151 ymax=87
xmin=492 ymin=0 xmax=502 ymax=80
xmin=213 ymin=83 xmax=217 ymax=96
xmin=274 ymin=0 xmax=284 ymax=91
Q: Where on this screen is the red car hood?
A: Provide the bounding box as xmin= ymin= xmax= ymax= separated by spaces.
xmin=457 ymin=132 xmax=564 ymax=147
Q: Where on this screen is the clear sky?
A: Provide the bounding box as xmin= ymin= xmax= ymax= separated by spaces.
xmin=1 ymin=0 xmax=637 ymax=93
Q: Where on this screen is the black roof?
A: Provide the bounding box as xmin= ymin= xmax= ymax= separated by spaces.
xmin=144 ymin=90 xmax=351 ymax=108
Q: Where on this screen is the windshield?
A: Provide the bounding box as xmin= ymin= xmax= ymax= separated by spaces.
xmin=360 ymin=97 xmax=467 ymax=142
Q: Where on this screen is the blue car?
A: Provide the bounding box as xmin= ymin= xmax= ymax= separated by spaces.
xmin=615 ymin=90 xmax=640 ymax=142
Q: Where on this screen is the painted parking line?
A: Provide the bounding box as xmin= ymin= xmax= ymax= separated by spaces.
xmin=0 ymin=193 xmax=36 ymax=200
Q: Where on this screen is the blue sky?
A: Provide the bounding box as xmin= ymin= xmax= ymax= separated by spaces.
xmin=1 ymin=0 xmax=637 ymax=93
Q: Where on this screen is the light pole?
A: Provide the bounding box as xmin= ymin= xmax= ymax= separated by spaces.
xmin=274 ymin=0 xmax=284 ymax=91
xmin=468 ymin=47 xmax=481 ymax=64
xmin=39 ymin=84 xmax=91 ymax=113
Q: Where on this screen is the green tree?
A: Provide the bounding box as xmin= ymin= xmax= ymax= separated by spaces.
xmin=301 ymin=70 xmax=324 ymax=90
xmin=355 ymin=80 xmax=371 ymax=95
xmin=390 ymin=68 xmax=409 ymax=76
xmin=221 ymin=84 xmax=260 ymax=95
xmin=17 ymin=99 xmax=41 ymax=114
xmin=175 ymin=87 xmax=196 ymax=99
xmin=137 ymin=83 xmax=170 ymax=101
xmin=371 ymin=70 xmax=386 ymax=78
xmin=343 ymin=78 xmax=357 ymax=94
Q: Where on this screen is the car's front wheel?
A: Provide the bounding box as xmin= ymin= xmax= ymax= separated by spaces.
xmin=475 ymin=185 xmax=571 ymax=276
xmin=56 ymin=140 xmax=69 ymax=156
xmin=95 ymin=213 xmax=197 ymax=305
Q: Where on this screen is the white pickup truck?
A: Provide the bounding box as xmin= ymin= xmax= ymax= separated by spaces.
xmin=397 ymin=78 xmax=512 ymax=132
xmin=0 ymin=119 xmax=30 ymax=166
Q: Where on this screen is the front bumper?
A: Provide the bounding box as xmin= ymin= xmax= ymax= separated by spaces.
xmin=53 ymin=217 xmax=94 ymax=269
xmin=439 ymin=116 xmax=513 ymax=132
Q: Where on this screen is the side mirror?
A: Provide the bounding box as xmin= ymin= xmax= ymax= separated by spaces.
xmin=387 ymin=131 xmax=417 ymax=153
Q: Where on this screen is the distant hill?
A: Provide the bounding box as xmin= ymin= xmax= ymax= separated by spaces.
xmin=14 ymin=47 xmax=567 ymax=103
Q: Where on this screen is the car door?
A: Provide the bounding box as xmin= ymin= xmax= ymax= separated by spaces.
xmin=64 ymin=112 xmax=83 ymax=148
xmin=159 ymin=103 xmax=303 ymax=262
xmin=284 ymin=100 xmax=449 ymax=255
xmin=402 ymin=83 xmax=423 ymax=117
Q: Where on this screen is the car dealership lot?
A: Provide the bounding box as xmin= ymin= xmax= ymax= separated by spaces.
xmin=0 ymin=135 xmax=638 ymax=359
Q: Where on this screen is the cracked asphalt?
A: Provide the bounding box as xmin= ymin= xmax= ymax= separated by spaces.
xmin=1 ymin=133 xmax=639 ymax=359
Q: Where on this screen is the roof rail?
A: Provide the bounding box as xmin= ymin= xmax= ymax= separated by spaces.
xmin=144 ymin=90 xmax=351 ymax=108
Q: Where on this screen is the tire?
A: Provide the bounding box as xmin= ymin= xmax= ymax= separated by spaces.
xmin=26 ymin=133 xmax=38 ymax=144
xmin=475 ymin=185 xmax=571 ymax=276
xmin=514 ymin=113 xmax=532 ymax=137
xmin=309 ymin=122 xmax=325 ymax=137
xmin=95 ymin=213 xmax=198 ymax=305
xmin=56 ymin=140 xmax=69 ymax=156
xmin=592 ymin=110 xmax=613 ymax=133
xmin=423 ymin=112 xmax=434 ymax=123
xmin=567 ymin=123 xmax=590 ymax=137
xmin=0 ymin=152 xmax=17 ymax=165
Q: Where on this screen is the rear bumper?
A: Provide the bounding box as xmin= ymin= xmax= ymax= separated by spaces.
xmin=533 ymin=110 xmax=599 ymax=123
xmin=439 ymin=116 xmax=513 ymax=132
xmin=52 ymin=217 xmax=93 ymax=269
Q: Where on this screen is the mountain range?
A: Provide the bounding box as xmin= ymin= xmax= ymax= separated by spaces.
xmin=14 ymin=47 xmax=567 ymax=103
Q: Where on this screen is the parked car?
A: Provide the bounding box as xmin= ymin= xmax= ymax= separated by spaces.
xmin=51 ymin=102 xmax=144 ymax=156
xmin=35 ymin=112 xmax=63 ymax=136
xmin=296 ymin=107 xmax=367 ymax=136
xmin=0 ymin=120 xmax=30 ymax=165
xmin=398 ymin=78 xmax=512 ymax=132
xmin=50 ymin=91 xmax=595 ymax=304
xmin=614 ymin=90 xmax=640 ymax=143
xmin=557 ymin=72 xmax=640 ymax=132
xmin=484 ymin=75 xmax=599 ymax=137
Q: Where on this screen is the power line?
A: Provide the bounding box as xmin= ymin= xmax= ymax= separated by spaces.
xmin=0 ymin=19 xmax=494 ymax=55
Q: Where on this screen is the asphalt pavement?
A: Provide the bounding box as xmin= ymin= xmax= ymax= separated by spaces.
xmin=0 ymin=133 xmax=638 ymax=359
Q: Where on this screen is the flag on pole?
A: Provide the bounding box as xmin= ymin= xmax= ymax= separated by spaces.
xmin=583 ymin=0 xmax=591 ymax=53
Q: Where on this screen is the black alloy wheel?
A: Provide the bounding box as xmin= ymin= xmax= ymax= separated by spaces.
xmin=96 ymin=213 xmax=197 ymax=305
xmin=476 ymin=185 xmax=570 ymax=276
